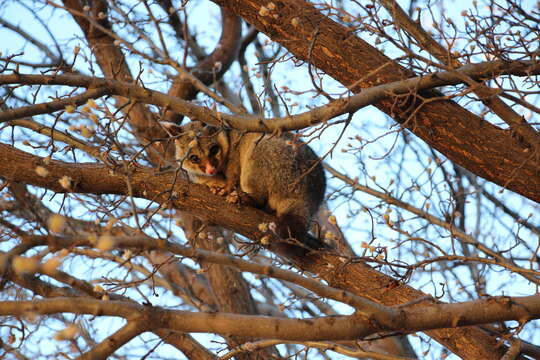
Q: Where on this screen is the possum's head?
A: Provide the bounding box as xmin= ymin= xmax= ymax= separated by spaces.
xmin=161 ymin=121 xmax=229 ymax=177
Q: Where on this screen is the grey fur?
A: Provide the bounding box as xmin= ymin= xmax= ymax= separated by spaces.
xmin=169 ymin=121 xmax=326 ymax=244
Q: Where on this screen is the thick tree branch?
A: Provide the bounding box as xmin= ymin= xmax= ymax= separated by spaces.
xmin=1 ymin=295 xmax=539 ymax=341
xmin=2 ymin=57 xmax=540 ymax=206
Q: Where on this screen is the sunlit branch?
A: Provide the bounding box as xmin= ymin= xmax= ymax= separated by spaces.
xmin=9 ymin=231 xmax=389 ymax=317
xmin=1 ymin=294 xmax=539 ymax=340
xmin=78 ymin=320 xmax=148 ymax=360
xmin=221 ymin=339 xmax=415 ymax=360
xmin=0 ymin=88 xmax=110 ymax=124
xmin=1 ymin=59 xmax=538 ymax=132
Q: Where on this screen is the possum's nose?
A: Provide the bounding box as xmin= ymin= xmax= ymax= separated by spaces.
xmin=205 ymin=163 xmax=217 ymax=175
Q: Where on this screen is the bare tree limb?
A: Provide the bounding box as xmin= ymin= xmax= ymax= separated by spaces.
xmin=78 ymin=320 xmax=148 ymax=360
xmin=1 ymin=58 xmax=538 ymax=130
xmin=1 ymin=294 xmax=539 ymax=340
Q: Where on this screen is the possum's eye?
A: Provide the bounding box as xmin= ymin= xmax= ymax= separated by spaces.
xmin=209 ymin=145 xmax=220 ymax=156
xmin=189 ymin=155 xmax=200 ymax=164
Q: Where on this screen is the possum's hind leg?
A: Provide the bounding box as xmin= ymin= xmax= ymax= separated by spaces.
xmin=273 ymin=199 xmax=325 ymax=250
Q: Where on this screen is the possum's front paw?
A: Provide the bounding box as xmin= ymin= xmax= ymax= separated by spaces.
xmin=226 ymin=190 xmax=240 ymax=204
xmin=224 ymin=190 xmax=255 ymax=205
xmin=208 ymin=185 xmax=228 ymax=196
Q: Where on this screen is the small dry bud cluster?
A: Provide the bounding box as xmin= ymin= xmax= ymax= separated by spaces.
xmin=54 ymin=324 xmax=79 ymax=341
xmin=360 ymin=242 xmax=385 ymax=260
xmin=383 ymin=213 xmax=394 ymax=227
xmin=64 ymin=105 xmax=76 ymax=114
xmin=58 ymin=175 xmax=73 ymax=190
xmin=259 ymin=2 xmax=278 ymax=18
xmin=324 ymin=231 xmax=335 ymax=240
xmin=258 ymin=222 xmax=274 ymax=245
xmin=260 ymin=235 xmax=271 ymax=245
xmin=35 ymin=166 xmax=49 ymax=177
xmin=96 ymin=235 xmax=115 ymax=251
xmin=259 ymin=6 xmax=270 ymax=16
xmin=11 ymin=252 xmax=65 ymax=276
xmin=96 ymin=285 xmax=112 ymax=301
xmin=86 ymin=99 xmax=99 ymax=110
xmin=258 ymin=222 xmax=277 ymax=233
xmin=80 ymin=125 xmax=94 ymax=138
xmin=328 ymin=215 xmax=337 ymax=225
xmin=48 ymin=214 xmax=66 ymax=233
xmin=258 ymin=222 xmax=268 ymax=232
xmin=67 ymin=122 xmax=96 ymax=138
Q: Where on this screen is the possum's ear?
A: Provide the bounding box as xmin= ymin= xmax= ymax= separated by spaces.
xmin=159 ymin=122 xmax=183 ymax=137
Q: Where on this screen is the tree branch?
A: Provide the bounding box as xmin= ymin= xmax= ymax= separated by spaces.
xmin=1 ymin=295 xmax=539 ymax=341
xmin=1 ymin=58 xmax=538 ymax=131
xmin=79 ymin=320 xmax=148 ymax=360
